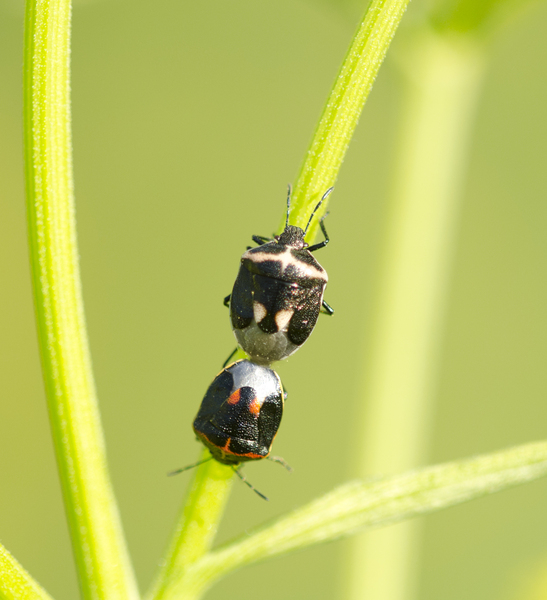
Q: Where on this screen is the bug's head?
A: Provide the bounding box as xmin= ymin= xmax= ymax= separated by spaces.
xmin=278 ymin=185 xmax=333 ymax=250
xmin=275 ymin=225 xmax=307 ymax=249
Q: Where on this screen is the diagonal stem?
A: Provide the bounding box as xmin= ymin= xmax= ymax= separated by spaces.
xmin=0 ymin=543 xmax=54 ymax=600
xmin=147 ymin=2 xmax=411 ymax=599
xmin=288 ymin=0 xmax=411 ymax=239
xmin=165 ymin=440 xmax=547 ymax=600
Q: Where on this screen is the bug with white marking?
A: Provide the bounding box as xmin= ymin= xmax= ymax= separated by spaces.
xmin=224 ymin=186 xmax=334 ymax=365
xmin=193 ymin=360 xmax=285 ymax=466
xmin=170 ymin=359 xmax=290 ymax=501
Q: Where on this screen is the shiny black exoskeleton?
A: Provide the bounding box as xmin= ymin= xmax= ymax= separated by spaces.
xmin=193 ymin=360 xmax=284 ymax=465
xmin=224 ymin=187 xmax=334 ymax=365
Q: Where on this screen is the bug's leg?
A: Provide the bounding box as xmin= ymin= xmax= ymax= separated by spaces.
xmin=224 ymin=294 xmax=231 ymax=307
xmin=252 ymin=235 xmax=271 ymax=246
xmin=233 ymin=467 xmax=269 ymax=501
xmin=308 ymin=214 xmax=330 ymax=253
xmin=321 ymin=300 xmax=334 ymax=315
xmin=222 ymin=348 xmax=238 ymax=368
xmin=167 ymin=455 xmax=213 ymax=476
xmin=267 ymin=455 xmax=293 ymax=472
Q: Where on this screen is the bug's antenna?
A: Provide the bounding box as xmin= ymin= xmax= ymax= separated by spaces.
xmin=285 ymin=184 xmax=292 ymax=228
xmin=168 ymin=456 xmax=212 ymax=476
xmin=233 ymin=467 xmax=269 ymax=501
xmin=304 ymin=187 xmax=334 ymax=235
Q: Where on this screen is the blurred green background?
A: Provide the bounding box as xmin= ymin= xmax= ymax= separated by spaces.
xmin=1 ymin=0 xmax=547 ymax=599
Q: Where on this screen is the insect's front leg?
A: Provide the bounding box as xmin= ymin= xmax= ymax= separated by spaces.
xmin=252 ymin=235 xmax=271 ymax=246
xmin=308 ymin=215 xmax=330 ymax=253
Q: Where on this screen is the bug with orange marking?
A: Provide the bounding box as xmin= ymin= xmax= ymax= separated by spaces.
xmin=193 ymin=360 xmax=285 ymax=465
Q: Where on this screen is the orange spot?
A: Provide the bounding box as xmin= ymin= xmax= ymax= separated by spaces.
xmin=238 ymin=451 xmax=264 ymax=459
xmin=196 ymin=431 xmax=265 ymax=460
xmin=249 ymin=396 xmax=261 ymax=416
xmin=227 ymin=389 xmax=241 ymax=405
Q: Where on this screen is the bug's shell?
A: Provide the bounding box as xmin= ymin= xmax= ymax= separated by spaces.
xmin=193 ymin=360 xmax=284 ymax=465
xmin=230 ymin=227 xmax=328 ymax=365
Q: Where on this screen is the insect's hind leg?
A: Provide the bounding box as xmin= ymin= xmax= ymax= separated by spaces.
xmin=267 ymin=455 xmax=293 ymax=472
xmin=222 ymin=347 xmax=238 ymax=368
xmin=233 ymin=467 xmax=269 ymax=501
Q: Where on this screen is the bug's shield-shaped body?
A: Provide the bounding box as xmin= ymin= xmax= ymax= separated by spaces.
xmin=230 ymin=226 xmax=328 ymax=365
xmin=193 ymin=360 xmax=284 ymax=465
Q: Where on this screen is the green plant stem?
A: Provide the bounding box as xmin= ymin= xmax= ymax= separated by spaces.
xmin=148 ymin=3 xmax=411 ymax=599
xmin=286 ymin=0 xmax=411 ymax=238
xmin=147 ymin=449 xmax=234 ymax=600
xmin=23 ymin=1 xmax=138 ymax=599
xmin=160 ymin=440 xmax=547 ymax=600
xmin=0 ymin=544 xmax=54 ymax=600
xmin=346 ymin=30 xmax=485 ymax=600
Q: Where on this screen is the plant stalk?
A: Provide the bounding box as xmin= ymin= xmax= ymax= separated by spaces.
xmin=0 ymin=544 xmax=54 ymax=600
xmin=286 ymin=0 xmax=411 ymax=238
xmin=346 ymin=30 xmax=485 ymax=600
xmin=148 ymin=1 xmax=411 ymax=598
xmin=166 ymin=440 xmax=547 ymax=600
xmin=147 ymin=450 xmax=234 ymax=600
xmin=23 ymin=1 xmax=138 ymax=598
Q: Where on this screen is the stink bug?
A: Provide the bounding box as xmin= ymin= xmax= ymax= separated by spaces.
xmin=193 ymin=359 xmax=285 ymax=466
xmin=224 ymin=186 xmax=334 ymax=365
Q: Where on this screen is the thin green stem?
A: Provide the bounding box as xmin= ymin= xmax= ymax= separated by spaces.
xmin=147 ymin=450 xmax=234 ymax=600
xmin=287 ymin=0 xmax=411 ymax=239
xmin=23 ymin=1 xmax=138 ymax=599
xmin=164 ymin=440 xmax=547 ymax=600
xmin=149 ymin=2 xmax=411 ymax=598
xmin=346 ymin=30 xmax=485 ymax=600
xmin=0 ymin=544 xmax=54 ymax=600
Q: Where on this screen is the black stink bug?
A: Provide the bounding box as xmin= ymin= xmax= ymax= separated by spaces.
xmin=224 ymin=186 xmax=334 ymax=365
xmin=193 ymin=360 xmax=285 ymax=466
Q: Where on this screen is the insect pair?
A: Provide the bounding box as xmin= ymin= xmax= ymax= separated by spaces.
xmin=173 ymin=187 xmax=333 ymax=499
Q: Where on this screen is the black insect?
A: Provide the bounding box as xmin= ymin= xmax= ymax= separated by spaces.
xmin=224 ymin=186 xmax=334 ymax=365
xmin=193 ymin=360 xmax=285 ymax=467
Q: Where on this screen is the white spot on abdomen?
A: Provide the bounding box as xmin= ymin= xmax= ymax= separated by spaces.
xmin=275 ymin=309 xmax=294 ymax=331
xmin=253 ymin=302 xmax=267 ymax=323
